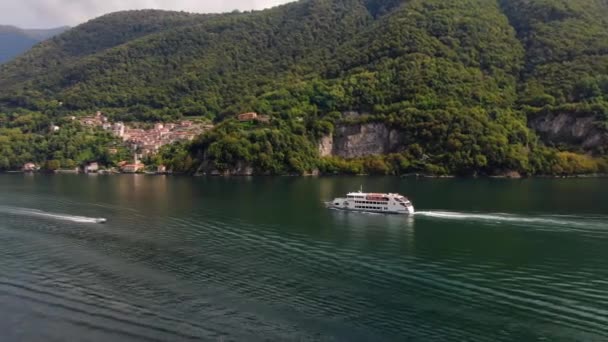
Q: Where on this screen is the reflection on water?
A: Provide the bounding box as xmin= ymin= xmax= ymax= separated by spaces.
xmin=329 ymin=210 xmax=415 ymax=237
xmin=328 ymin=209 xmax=415 ymax=253
xmin=329 ymin=210 xmax=414 ymax=229
xmin=1 ymin=174 xmax=608 ymax=341
xmin=329 ymin=210 xmax=416 ymax=252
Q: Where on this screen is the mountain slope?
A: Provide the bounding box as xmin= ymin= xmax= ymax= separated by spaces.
xmin=500 ymin=0 xmax=608 ymax=103
xmin=0 ymin=0 xmax=525 ymax=115
xmin=0 ymin=2 xmax=375 ymax=115
xmin=0 ymin=25 xmax=68 ymax=63
xmin=0 ymin=0 xmax=607 ymax=175
xmin=499 ymin=0 xmax=608 ymax=151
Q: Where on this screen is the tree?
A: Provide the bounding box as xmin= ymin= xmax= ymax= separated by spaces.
xmin=0 ymin=157 xmax=9 ymax=170
xmin=43 ymin=160 xmax=60 ymax=171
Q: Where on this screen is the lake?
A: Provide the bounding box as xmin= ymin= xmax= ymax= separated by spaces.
xmin=1 ymin=174 xmax=607 ymax=341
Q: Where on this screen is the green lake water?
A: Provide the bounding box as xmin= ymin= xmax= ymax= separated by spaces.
xmin=0 ymin=174 xmax=607 ymax=341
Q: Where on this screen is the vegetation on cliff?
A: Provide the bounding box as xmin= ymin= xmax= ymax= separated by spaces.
xmin=500 ymin=0 xmax=608 ymax=152
xmin=0 ymin=0 xmax=607 ymax=175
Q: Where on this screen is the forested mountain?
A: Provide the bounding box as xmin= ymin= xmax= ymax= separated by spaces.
xmin=1 ymin=0 xmax=607 ymax=175
xmin=0 ymin=25 xmax=68 ymax=63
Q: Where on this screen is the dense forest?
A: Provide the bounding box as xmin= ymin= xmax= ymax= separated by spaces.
xmin=0 ymin=0 xmax=607 ymax=175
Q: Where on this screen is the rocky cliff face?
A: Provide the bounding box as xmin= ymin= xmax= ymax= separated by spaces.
xmin=529 ymin=113 xmax=608 ymax=150
xmin=195 ymin=159 xmax=254 ymax=176
xmin=320 ymin=122 xmax=405 ymax=158
xmin=318 ymin=134 xmax=334 ymax=157
xmin=320 ymin=115 xmax=608 ymax=160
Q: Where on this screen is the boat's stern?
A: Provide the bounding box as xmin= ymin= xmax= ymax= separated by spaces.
xmin=405 ymin=204 xmax=415 ymax=215
xmin=393 ymin=195 xmax=415 ymax=215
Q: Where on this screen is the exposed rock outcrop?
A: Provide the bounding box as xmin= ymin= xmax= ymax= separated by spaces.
xmin=318 ymin=134 xmax=334 ymax=157
xmin=321 ymin=122 xmax=405 ymax=158
xmin=529 ymin=113 xmax=608 ymax=150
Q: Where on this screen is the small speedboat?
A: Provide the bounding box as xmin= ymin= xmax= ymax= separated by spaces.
xmin=95 ymin=218 xmax=107 ymax=224
xmin=326 ymin=189 xmax=415 ymax=215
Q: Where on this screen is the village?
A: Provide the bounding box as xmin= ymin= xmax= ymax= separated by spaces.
xmin=80 ymin=111 xmax=214 ymax=154
xmin=73 ymin=111 xmax=214 ymax=173
xmin=20 ymin=111 xmax=270 ymax=174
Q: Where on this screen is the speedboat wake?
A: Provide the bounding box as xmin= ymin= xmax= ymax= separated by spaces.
xmin=0 ymin=206 xmax=107 ymax=224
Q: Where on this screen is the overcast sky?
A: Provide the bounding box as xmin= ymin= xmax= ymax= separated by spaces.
xmin=0 ymin=0 xmax=296 ymax=28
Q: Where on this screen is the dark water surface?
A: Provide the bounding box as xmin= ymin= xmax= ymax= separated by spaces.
xmin=1 ymin=174 xmax=608 ymax=341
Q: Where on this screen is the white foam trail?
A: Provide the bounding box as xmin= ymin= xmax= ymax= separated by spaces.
xmin=0 ymin=206 xmax=105 ymax=224
xmin=415 ymin=211 xmax=608 ymax=231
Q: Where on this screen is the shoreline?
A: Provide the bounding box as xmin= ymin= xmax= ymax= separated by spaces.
xmin=2 ymin=170 xmax=608 ymax=179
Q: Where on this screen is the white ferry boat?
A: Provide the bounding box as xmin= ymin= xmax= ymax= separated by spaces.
xmin=326 ymin=189 xmax=415 ymax=215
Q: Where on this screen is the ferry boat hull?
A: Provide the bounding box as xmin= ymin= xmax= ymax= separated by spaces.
xmin=326 ymin=191 xmax=415 ymax=215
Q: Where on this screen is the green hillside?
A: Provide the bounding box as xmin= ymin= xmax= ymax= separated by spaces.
xmin=501 ymin=0 xmax=608 ymax=103
xmin=1 ymin=0 xmax=607 ymax=175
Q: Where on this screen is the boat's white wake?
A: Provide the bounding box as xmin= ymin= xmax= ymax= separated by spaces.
xmin=415 ymin=211 xmax=608 ymax=230
xmin=0 ymin=206 xmax=106 ymax=224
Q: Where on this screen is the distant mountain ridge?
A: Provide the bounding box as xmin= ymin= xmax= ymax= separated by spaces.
xmin=0 ymin=25 xmax=69 ymax=63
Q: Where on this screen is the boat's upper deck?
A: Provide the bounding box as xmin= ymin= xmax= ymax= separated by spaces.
xmin=346 ymin=192 xmax=410 ymax=203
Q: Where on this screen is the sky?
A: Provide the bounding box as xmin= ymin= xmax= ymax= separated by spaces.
xmin=0 ymin=0 xmax=296 ymax=28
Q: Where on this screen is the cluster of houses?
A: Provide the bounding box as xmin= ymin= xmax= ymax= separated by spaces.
xmin=79 ymin=112 xmax=214 ymax=156
xmin=19 ymin=111 xmax=271 ymax=174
